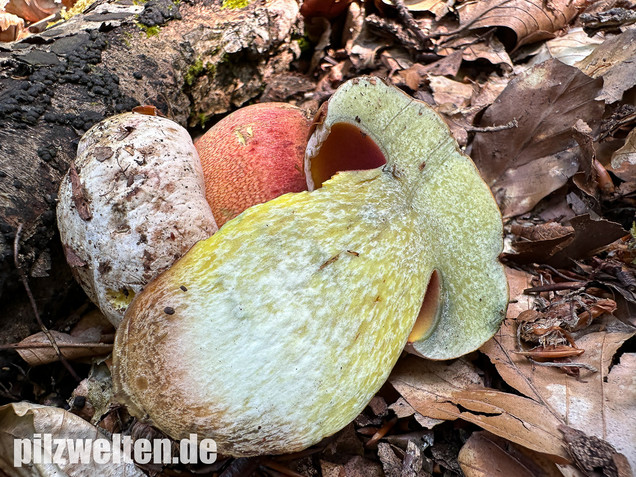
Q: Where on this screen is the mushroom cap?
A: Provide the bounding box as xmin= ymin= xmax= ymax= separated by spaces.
xmin=195 ymin=102 xmax=310 ymax=227
xmin=56 ymin=112 xmax=218 ymax=326
xmin=112 ymin=77 xmax=507 ymax=456
xmin=305 ymin=77 xmax=508 ymax=359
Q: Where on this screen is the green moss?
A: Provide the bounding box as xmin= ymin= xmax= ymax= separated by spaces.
xmin=185 ymin=59 xmax=204 ymax=86
xmin=221 ymin=0 xmax=250 ymax=9
xmin=294 ymin=35 xmax=313 ymax=54
xmin=198 ymin=113 xmax=209 ymax=128
xmin=184 ymin=59 xmax=216 ymax=86
xmin=136 ymin=22 xmax=161 ymax=37
xmin=146 ymin=26 xmax=160 ymax=37
xmin=122 ymin=31 xmax=133 ymax=48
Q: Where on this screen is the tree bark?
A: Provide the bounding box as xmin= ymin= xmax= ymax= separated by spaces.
xmin=0 ymin=0 xmax=303 ymax=342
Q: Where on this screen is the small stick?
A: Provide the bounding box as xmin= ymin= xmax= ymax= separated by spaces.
xmin=527 ymin=358 xmax=598 ymax=373
xmin=538 ymin=264 xmax=584 ymax=282
xmin=524 ymin=282 xmax=587 ymax=293
xmin=466 ymin=119 xmax=518 ymax=133
xmin=390 ymin=0 xmax=431 ymax=48
xmin=0 ymin=342 xmax=113 ymax=350
xmin=13 ymin=224 xmax=81 ymax=381
xmin=366 ymin=417 xmax=398 ymax=447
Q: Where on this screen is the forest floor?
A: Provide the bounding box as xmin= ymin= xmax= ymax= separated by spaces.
xmin=1 ymin=0 xmax=635 ymax=476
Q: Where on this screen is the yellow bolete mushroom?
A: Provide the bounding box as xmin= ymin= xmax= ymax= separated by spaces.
xmin=112 ymin=77 xmax=507 ymax=456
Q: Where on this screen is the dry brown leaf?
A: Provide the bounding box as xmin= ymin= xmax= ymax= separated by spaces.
xmin=15 ymin=330 xmax=112 ymax=365
xmin=428 ymin=75 xmax=473 ymax=114
xmin=576 ymin=29 xmax=636 ymax=104
xmin=528 ymin=28 xmax=605 ymax=67
xmin=481 ymin=291 xmax=636 ymax=470
xmin=559 ymin=425 xmax=634 ymax=477
xmin=415 ymin=50 xmax=464 ymax=77
xmin=390 ymin=356 xmax=484 ymax=421
xmin=4 ymin=0 xmax=66 ymax=23
xmin=609 ymin=126 xmax=636 ymax=194
xmin=389 ymin=356 xmax=571 ymax=463
xmin=390 ymin=0 xmax=452 ymax=19
xmin=439 ymin=34 xmax=513 ymax=69
xmin=457 ymin=0 xmax=579 ymax=49
xmin=506 ymin=215 xmax=626 ymax=266
xmin=349 ymin=18 xmax=392 ymax=70
xmin=0 ymin=402 xmax=144 ymax=476
xmin=603 ymin=353 xmax=636 ymax=473
xmin=450 ymin=389 xmax=570 ymax=463
xmin=507 ymin=222 xmax=575 ymax=264
xmin=546 ymin=214 xmax=626 ymax=267
xmin=458 ymin=431 xmax=563 ymax=477
xmin=471 ymin=59 xmax=604 ymax=218
xmin=0 ymin=11 xmax=25 ymax=42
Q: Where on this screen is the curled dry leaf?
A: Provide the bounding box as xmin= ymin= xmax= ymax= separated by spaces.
xmin=480 ymin=277 xmax=636 ymax=469
xmin=545 ymin=215 xmax=626 ymax=267
xmin=506 ymin=215 xmax=626 ymax=266
xmin=507 ymin=221 xmax=575 ymax=263
xmin=389 ymin=356 xmax=571 ymax=463
xmin=609 ymin=126 xmax=636 ymax=194
xmin=0 ymin=11 xmax=25 ymax=42
xmin=456 ymin=0 xmax=579 ymax=49
xmin=4 ymin=0 xmax=65 ymax=22
xmin=528 ymin=27 xmax=605 ymax=67
xmin=458 ymin=431 xmax=563 ymax=477
xmin=559 ymin=425 xmax=633 ymax=477
xmin=381 ymin=0 xmax=452 ymax=19
xmin=439 ymin=34 xmax=513 ymax=70
xmin=0 ymin=402 xmax=144 ymax=477
xmin=471 ymin=59 xmax=604 ymax=218
xmin=576 ymin=29 xmax=636 ymax=104
xmin=16 ymin=330 xmax=112 ymax=366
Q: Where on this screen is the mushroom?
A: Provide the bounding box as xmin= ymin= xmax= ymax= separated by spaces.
xmin=56 ymin=112 xmax=218 ymax=327
xmin=112 ymin=77 xmax=507 ymax=456
xmin=195 ymin=103 xmax=310 ymax=226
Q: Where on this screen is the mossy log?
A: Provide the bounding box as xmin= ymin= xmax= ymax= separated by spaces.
xmin=0 ymin=0 xmax=303 ymax=343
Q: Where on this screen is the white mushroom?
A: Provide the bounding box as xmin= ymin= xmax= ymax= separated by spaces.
xmin=56 ymin=112 xmax=217 ymax=326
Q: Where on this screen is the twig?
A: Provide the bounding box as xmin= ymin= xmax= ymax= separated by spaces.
xmin=527 ymin=358 xmax=598 ymax=373
xmin=390 ymin=0 xmax=431 ymax=48
xmin=524 ymin=282 xmax=587 ymax=293
xmin=13 ymin=224 xmax=81 ymax=381
xmin=466 ymin=119 xmax=518 ymax=133
xmin=0 ymin=342 xmax=113 ymax=350
xmin=537 ymin=264 xmax=584 ymax=282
